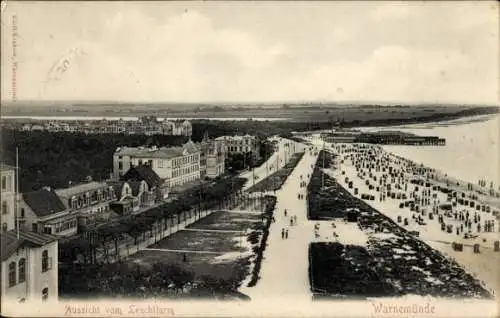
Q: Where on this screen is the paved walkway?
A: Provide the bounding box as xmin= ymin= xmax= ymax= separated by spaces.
xmin=240 ymin=149 xmax=319 ymax=303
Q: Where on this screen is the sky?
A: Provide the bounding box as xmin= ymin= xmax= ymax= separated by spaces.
xmin=1 ymin=1 xmax=499 ymax=105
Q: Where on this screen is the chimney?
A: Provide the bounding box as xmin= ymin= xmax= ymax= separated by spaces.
xmin=42 ymin=186 xmax=52 ymax=192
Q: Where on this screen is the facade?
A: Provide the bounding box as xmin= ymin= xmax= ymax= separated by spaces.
xmin=1 ymin=231 xmax=58 ymax=304
xmin=198 ymin=132 xmax=225 ymax=179
xmin=215 ymin=134 xmax=260 ymax=163
xmin=108 ymin=180 xmax=155 ymax=215
xmin=54 ymin=181 xmax=116 ymax=227
xmin=21 ymin=188 xmax=78 ymax=237
xmin=1 ymin=163 xmax=59 ymax=304
xmin=107 ymin=181 xmax=140 ymax=215
xmin=1 ymin=164 xmax=16 ymax=231
xmin=113 ymin=141 xmax=201 ymax=188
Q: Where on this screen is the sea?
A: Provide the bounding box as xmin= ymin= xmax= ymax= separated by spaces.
xmin=360 ymin=114 xmax=500 ymax=187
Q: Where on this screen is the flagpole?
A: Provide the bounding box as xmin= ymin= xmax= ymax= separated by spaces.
xmin=16 ymin=147 xmax=20 ymax=239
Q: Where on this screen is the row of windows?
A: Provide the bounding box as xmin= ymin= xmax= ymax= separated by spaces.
xmin=43 ymin=219 xmax=77 ymax=234
xmin=172 ymin=155 xmax=199 ymax=168
xmin=8 ymin=258 xmax=25 ymax=287
xmin=70 ymin=190 xmax=114 ymax=209
xmin=228 ymin=146 xmax=254 ymax=153
xmin=8 ymin=250 xmax=51 ymax=288
xmin=172 ymin=165 xmax=199 ymax=178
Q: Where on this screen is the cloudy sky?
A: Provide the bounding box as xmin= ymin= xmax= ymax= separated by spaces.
xmin=1 ymin=1 xmax=498 ymax=104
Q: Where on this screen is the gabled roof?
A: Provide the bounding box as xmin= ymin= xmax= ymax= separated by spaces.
xmin=0 ymin=163 xmax=16 ymax=172
xmin=122 ymin=165 xmax=163 ymax=188
xmin=22 ymin=188 xmax=67 ymax=217
xmin=183 ymin=140 xmax=199 ymax=154
xmin=1 ymin=230 xmax=58 ymax=262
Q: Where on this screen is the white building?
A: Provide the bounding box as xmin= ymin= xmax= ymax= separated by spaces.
xmin=1 ymin=164 xmax=59 ymax=306
xmin=215 ymin=134 xmax=260 ymax=163
xmin=113 ymin=140 xmax=201 ymax=188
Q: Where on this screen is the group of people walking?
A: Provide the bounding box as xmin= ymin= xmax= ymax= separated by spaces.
xmin=281 ymin=209 xmax=298 ymax=240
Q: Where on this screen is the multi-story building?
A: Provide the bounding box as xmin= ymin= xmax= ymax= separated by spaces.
xmin=215 ymin=134 xmax=260 ymax=164
xmin=21 ymin=187 xmax=78 ymax=237
xmin=1 ymin=164 xmax=16 ymax=231
xmin=54 ymin=181 xmax=116 ymax=227
xmin=1 ymin=164 xmax=59 ymax=305
xmin=113 ymin=140 xmax=200 ymax=188
xmin=198 ymin=132 xmax=225 ymax=179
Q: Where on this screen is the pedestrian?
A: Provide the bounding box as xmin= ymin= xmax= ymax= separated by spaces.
xmin=281 ymin=228 xmax=285 ymax=239
xmin=285 ymin=229 xmax=289 ymax=239
xmin=294 ymin=215 xmax=297 ymax=224
xmin=284 ymin=209 xmax=287 ymax=217
xmin=290 ymin=218 xmax=294 ymax=226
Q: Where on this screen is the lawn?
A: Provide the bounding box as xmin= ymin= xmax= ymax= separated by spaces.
xmin=186 ymin=211 xmax=265 ymax=232
xmin=151 ymin=230 xmax=248 ymax=253
xmin=129 ymin=250 xmax=251 ymax=282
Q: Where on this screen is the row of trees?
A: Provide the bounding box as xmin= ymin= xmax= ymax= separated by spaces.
xmin=59 ymin=176 xmax=247 ymax=265
xmin=59 ymin=261 xmax=249 ymax=300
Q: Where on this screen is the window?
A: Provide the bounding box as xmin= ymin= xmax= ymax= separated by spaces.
xmin=42 ymin=288 xmax=48 ymax=301
xmin=2 ymin=201 xmax=8 ymax=214
xmin=2 ymin=223 xmax=7 ymax=232
xmin=118 ymin=162 xmax=123 ymax=169
xmin=158 ymin=160 xmax=163 ymax=168
xmin=20 ymin=208 xmax=25 ymax=218
xmin=18 ymin=258 xmax=26 ymax=283
xmin=42 ymin=250 xmax=49 ymax=272
xmin=32 ymin=223 xmax=38 ymax=232
xmin=43 ymin=227 xmax=52 ymax=235
xmin=9 ymin=262 xmax=16 ymax=287
xmin=1 ymin=176 xmax=6 ymax=190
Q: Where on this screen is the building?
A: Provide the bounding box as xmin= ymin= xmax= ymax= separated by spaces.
xmin=21 ymin=188 xmax=78 ymax=237
xmin=54 ymin=181 xmax=116 ymax=227
xmin=113 ymin=140 xmax=201 ymax=188
xmin=121 ymin=164 xmax=169 ymax=200
xmin=1 ymin=164 xmax=16 ymax=231
xmin=1 ymin=230 xmax=59 ymax=304
xmin=198 ymin=132 xmax=225 ymax=179
xmin=107 ymin=181 xmax=141 ymax=215
xmin=107 ymin=180 xmax=156 ymax=215
xmin=1 ymin=164 xmax=59 ymax=304
xmin=215 ymin=134 xmax=260 ymax=164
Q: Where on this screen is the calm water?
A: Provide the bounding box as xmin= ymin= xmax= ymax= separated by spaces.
xmin=1 ymin=115 xmax=289 ymax=122
xmin=362 ymin=114 xmax=500 ymax=187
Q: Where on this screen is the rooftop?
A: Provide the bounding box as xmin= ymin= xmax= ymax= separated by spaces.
xmin=55 ymin=181 xmax=109 ymax=197
xmin=115 ymin=141 xmax=200 ymax=159
xmin=22 ymin=188 xmax=67 ymax=217
xmin=1 ymin=230 xmax=58 ymax=262
xmin=0 ymin=163 xmax=16 ymax=172
xmin=215 ymin=134 xmax=255 ymax=141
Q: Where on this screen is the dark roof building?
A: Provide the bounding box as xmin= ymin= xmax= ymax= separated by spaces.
xmin=22 ymin=188 xmax=67 ymax=217
xmin=1 ymin=229 xmax=57 ymax=261
xmin=122 ymin=164 xmax=163 ymax=188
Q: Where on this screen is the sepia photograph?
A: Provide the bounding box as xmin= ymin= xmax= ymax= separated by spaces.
xmin=1 ymin=1 xmax=499 ymax=317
